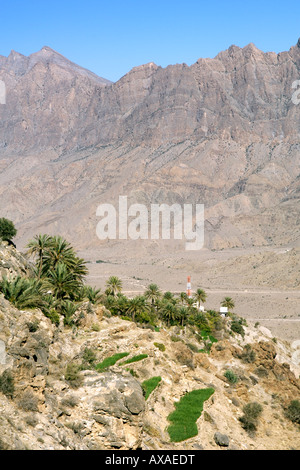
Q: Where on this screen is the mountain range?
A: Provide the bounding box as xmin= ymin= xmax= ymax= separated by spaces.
xmin=0 ymin=41 xmax=299 ymax=255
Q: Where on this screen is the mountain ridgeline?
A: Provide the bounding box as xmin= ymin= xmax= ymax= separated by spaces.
xmin=0 ymin=42 xmax=300 ymax=250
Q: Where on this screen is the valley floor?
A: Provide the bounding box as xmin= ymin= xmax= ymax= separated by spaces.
xmin=79 ymin=244 xmax=300 ymax=343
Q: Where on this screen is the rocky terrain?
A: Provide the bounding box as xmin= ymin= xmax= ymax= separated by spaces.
xmin=0 ymin=41 xmax=299 ymax=438
xmin=0 ymin=243 xmax=299 ymax=450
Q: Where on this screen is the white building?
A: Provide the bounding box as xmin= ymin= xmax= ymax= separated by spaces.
xmin=220 ymin=306 xmax=228 ymax=317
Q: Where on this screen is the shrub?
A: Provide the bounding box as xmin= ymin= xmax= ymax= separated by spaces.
xmin=167 ymin=388 xmax=215 ymax=442
xmin=171 ymin=335 xmax=182 ymax=342
xmin=239 ymin=344 xmax=256 ymax=363
xmin=284 ymin=400 xmax=300 ymax=425
xmin=224 ymin=369 xmax=238 ymax=384
xmin=154 ymin=342 xmax=165 ymax=352
xmin=44 ymin=308 xmax=60 ymax=326
xmin=239 ymin=402 xmax=263 ymax=433
xmin=230 ymin=320 xmax=245 ymax=337
xmin=82 ymin=347 xmax=97 ymax=367
xmin=61 ymin=395 xmax=79 ymax=408
xmin=65 ymin=363 xmax=83 ymax=388
xmin=0 ymin=370 xmax=14 ymax=398
xmin=60 ymin=300 xmax=79 ymax=326
xmin=18 ymin=390 xmax=39 ymax=411
xmin=26 ymin=320 xmax=39 ymax=332
xmin=187 ymin=343 xmax=199 ymax=353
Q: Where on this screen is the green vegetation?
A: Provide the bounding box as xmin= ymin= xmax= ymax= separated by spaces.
xmin=65 ymin=363 xmax=84 ymax=389
xmin=105 ymin=276 xmax=122 ymax=296
xmin=230 ymin=319 xmax=245 ymax=338
xmin=154 ymin=342 xmax=165 ymax=351
xmin=239 ymin=402 xmax=263 ymax=433
xmin=0 ymin=233 xmax=102 ymax=327
xmin=0 ymin=229 xmax=241 ymax=342
xmin=0 ymin=218 xmax=17 ymax=243
xmin=221 ymin=296 xmax=235 ymax=311
xmin=284 ymin=400 xmax=300 ymax=425
xmin=96 ymin=352 xmax=129 ymax=371
xmin=224 ymin=369 xmax=239 ymax=384
xmin=82 ymin=347 xmax=97 ymax=368
xmin=142 ymin=376 xmax=162 ymax=400
xmin=0 ymin=370 xmax=14 ymax=398
xmin=0 ymin=276 xmax=45 ymax=310
xmin=120 ymin=354 xmax=148 ymax=365
xmin=167 ymin=388 xmax=215 ymax=442
xmin=239 ymin=344 xmax=256 ymax=363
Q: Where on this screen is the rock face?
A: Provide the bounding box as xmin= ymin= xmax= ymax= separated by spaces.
xmin=0 ymin=245 xmax=299 ymax=451
xmin=0 ymin=42 xmax=299 ymax=251
xmin=0 ymin=241 xmax=32 ymax=280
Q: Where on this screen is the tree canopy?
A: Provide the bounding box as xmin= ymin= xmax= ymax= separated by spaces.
xmin=0 ymin=218 xmax=17 ymax=243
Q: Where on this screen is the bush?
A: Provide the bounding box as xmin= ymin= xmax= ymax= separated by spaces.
xmin=224 ymin=369 xmax=238 ymax=384
xmin=82 ymin=347 xmax=97 ymax=368
xmin=0 ymin=218 xmax=17 ymax=242
xmin=61 ymin=395 xmax=79 ymax=408
xmin=239 ymin=344 xmax=256 ymax=363
xmin=230 ymin=320 xmax=245 ymax=338
xmin=26 ymin=320 xmax=39 ymax=332
xmin=239 ymin=402 xmax=263 ymax=433
xmin=284 ymin=400 xmax=300 ymax=425
xmin=171 ymin=335 xmax=182 ymax=342
xmin=65 ymin=363 xmax=83 ymax=388
xmin=187 ymin=343 xmax=199 ymax=353
xmin=0 ymin=370 xmax=14 ymax=398
xmin=18 ymin=390 xmax=39 ymax=411
xmin=154 ymin=342 xmax=165 ymax=352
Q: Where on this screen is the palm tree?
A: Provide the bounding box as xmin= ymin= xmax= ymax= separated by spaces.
xmin=193 ymin=288 xmax=207 ymax=310
xmin=103 ymin=293 xmax=129 ymax=317
xmin=126 ymin=295 xmax=150 ymax=322
xmin=68 ymin=256 xmax=88 ymax=283
xmin=177 ymin=306 xmax=188 ymax=326
xmin=60 ymin=299 xmax=79 ymax=326
xmin=161 ymin=302 xmax=178 ymax=327
xmin=179 ymin=292 xmax=188 ymax=305
xmin=221 ymin=297 xmax=235 ymax=311
xmin=41 ymin=236 xmax=77 ymax=274
xmin=144 ymin=283 xmax=161 ymax=306
xmin=79 ymin=285 xmax=102 ymax=304
xmin=26 ymin=234 xmax=53 ymax=279
xmin=0 ymin=275 xmax=45 ymax=310
xmin=163 ymin=291 xmax=176 ymax=304
xmin=105 ymin=276 xmax=122 ymax=297
xmin=43 ymin=262 xmax=81 ymax=300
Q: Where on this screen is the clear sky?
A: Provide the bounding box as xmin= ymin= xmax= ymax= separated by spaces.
xmin=1 ymin=0 xmax=300 ymax=82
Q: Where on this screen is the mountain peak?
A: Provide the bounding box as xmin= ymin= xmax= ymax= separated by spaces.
xmin=27 ymin=46 xmax=112 ymax=85
xmin=40 ymin=45 xmax=56 ymax=52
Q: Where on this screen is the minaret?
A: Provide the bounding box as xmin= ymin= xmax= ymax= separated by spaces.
xmin=187 ymin=276 xmax=192 ymax=298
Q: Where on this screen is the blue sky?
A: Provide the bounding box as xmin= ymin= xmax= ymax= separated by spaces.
xmin=1 ymin=0 xmax=300 ymax=82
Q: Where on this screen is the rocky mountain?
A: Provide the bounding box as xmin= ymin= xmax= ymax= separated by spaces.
xmin=0 ymin=242 xmax=299 ymax=450
xmin=0 ymin=42 xmax=299 ymax=255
